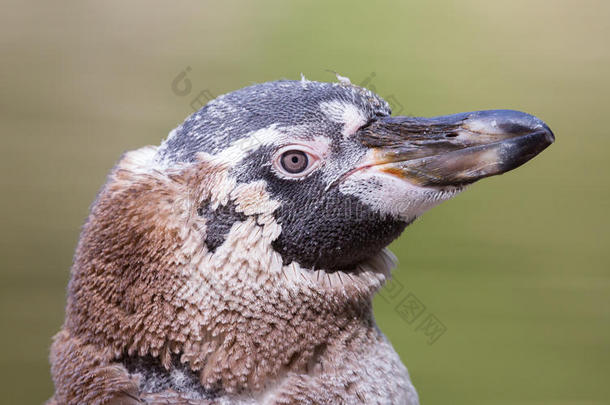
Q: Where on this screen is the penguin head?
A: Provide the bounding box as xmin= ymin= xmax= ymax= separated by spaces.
xmin=156 ymin=78 xmax=553 ymax=273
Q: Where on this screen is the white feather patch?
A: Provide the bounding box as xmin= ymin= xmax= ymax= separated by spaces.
xmin=212 ymin=124 xmax=283 ymax=165
xmin=319 ymin=100 xmax=367 ymax=137
xmin=339 ymin=167 xmax=463 ymax=220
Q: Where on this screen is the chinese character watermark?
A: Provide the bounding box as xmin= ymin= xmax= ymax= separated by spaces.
xmin=379 ymin=277 xmax=447 ymax=345
xmin=360 ymin=72 xmax=405 ymax=115
xmin=171 ymin=66 xmax=216 ymax=113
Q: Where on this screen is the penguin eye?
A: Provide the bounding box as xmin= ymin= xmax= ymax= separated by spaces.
xmin=280 ymin=150 xmax=309 ymax=173
xmin=273 ymin=146 xmax=321 ymax=179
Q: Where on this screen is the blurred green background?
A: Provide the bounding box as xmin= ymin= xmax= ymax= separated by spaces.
xmin=1 ymin=1 xmax=609 ymax=403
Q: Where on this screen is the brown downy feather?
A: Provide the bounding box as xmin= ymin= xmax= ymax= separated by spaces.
xmin=49 ymin=147 xmax=412 ymax=404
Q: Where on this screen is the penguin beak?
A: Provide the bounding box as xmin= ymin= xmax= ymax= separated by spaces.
xmin=358 ymin=110 xmax=554 ymax=187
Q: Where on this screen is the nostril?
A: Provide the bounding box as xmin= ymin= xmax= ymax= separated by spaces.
xmin=445 ymin=132 xmax=459 ymax=138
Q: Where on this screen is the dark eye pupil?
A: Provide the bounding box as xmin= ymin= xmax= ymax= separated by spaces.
xmin=281 ymin=150 xmax=309 ymax=174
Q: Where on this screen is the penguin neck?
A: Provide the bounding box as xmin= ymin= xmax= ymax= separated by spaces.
xmin=63 ymin=147 xmax=391 ymax=395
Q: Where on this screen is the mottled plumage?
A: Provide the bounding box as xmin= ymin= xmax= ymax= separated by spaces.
xmin=49 ymin=78 xmax=553 ymax=404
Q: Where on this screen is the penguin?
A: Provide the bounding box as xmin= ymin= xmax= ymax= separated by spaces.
xmin=48 ymin=77 xmax=553 ymax=404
